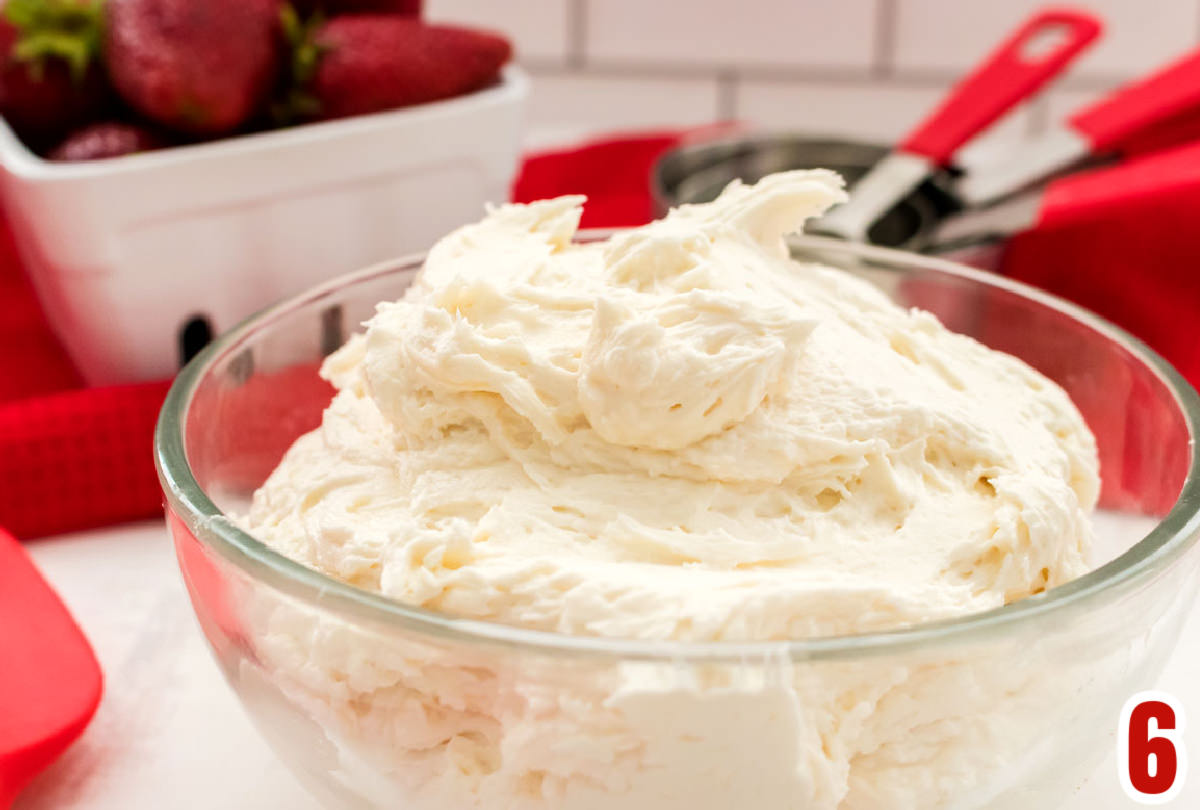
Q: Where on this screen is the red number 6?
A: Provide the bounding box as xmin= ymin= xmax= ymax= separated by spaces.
xmin=1119 ymin=691 xmax=1187 ymax=804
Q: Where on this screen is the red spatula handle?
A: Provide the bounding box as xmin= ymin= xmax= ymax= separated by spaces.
xmin=900 ymin=8 xmax=1102 ymax=164
xmin=0 ymin=529 xmax=101 ymax=808
xmin=1070 ymin=47 xmax=1200 ymax=152
xmin=1039 ymin=138 xmax=1200 ymax=228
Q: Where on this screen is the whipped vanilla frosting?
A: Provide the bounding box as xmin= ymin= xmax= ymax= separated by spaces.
xmin=240 ymin=170 xmax=1103 ymax=810
xmin=247 ymin=169 xmax=1099 ymax=642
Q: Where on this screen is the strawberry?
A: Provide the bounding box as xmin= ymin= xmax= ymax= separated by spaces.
xmin=49 ymin=121 xmax=165 ymax=160
xmin=280 ymin=14 xmax=511 ymax=122
xmin=105 ymin=0 xmax=284 ymax=135
xmin=0 ymin=0 xmax=109 ymax=150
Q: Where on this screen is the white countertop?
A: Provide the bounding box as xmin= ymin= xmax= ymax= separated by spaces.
xmin=14 ymin=521 xmax=1200 ymax=809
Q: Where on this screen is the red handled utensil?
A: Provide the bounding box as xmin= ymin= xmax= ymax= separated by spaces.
xmin=959 ymin=45 xmax=1200 ymax=204
xmin=0 ymin=529 xmax=101 ymax=808
xmin=815 ymin=7 xmax=1102 ymax=241
xmin=934 ymin=137 xmax=1200 ymax=244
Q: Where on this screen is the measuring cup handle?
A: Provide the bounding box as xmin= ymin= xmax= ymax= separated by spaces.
xmin=900 ymin=8 xmax=1102 ymax=164
xmin=1070 ymin=49 xmax=1200 ymax=152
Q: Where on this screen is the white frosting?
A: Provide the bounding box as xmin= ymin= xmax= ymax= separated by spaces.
xmin=242 ymin=170 xmax=1100 ymax=808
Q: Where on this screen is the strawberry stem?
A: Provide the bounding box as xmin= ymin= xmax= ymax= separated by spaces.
xmin=275 ymin=3 xmax=329 ymax=123
xmin=4 ymin=0 xmax=105 ymax=83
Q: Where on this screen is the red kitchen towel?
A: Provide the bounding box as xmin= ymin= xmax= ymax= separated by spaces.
xmin=513 ymin=130 xmax=683 ymax=227
xmin=1002 ymin=164 xmax=1200 ymax=388
xmin=0 ymin=382 xmax=172 ymax=539
xmin=0 ymin=218 xmax=82 ymax=402
xmin=0 ymin=130 xmax=686 ymax=540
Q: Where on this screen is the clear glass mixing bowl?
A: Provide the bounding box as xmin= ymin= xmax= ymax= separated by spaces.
xmin=155 ymin=236 xmax=1200 ymax=810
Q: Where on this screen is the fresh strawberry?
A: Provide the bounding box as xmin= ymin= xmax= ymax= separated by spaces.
xmin=290 ymin=0 xmax=420 ymax=15
xmin=0 ymin=0 xmax=109 ymax=150
xmin=105 ymin=0 xmax=284 ymax=135
xmin=49 ymin=121 xmax=165 ymax=160
xmin=280 ymin=14 xmax=510 ymax=122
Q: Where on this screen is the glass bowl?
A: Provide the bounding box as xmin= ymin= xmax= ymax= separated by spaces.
xmin=155 ymin=236 xmax=1200 ymax=810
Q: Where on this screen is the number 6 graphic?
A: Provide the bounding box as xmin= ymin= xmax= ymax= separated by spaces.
xmin=1119 ymin=691 xmax=1187 ymax=804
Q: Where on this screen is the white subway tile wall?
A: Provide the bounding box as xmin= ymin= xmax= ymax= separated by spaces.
xmin=735 ymin=79 xmax=1036 ymax=162
xmin=1042 ymin=84 xmax=1125 ymax=126
xmin=585 ymin=0 xmax=879 ymax=70
xmin=424 ymin=0 xmax=570 ymax=62
xmin=893 ymin=0 xmax=1200 ymax=81
xmin=524 ymin=74 xmax=722 ymax=146
xmin=429 ymin=0 xmax=1200 ymax=148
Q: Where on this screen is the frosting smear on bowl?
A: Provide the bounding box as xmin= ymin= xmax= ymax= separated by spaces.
xmin=246 ymin=169 xmax=1099 ymax=642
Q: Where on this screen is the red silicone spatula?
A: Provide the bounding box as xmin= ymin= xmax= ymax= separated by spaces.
xmin=0 ymin=529 xmax=101 ymax=807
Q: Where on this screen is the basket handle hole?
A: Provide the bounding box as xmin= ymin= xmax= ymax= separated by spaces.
xmin=179 ymin=314 xmax=213 ymax=367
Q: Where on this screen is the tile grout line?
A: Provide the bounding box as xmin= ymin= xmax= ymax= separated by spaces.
xmin=567 ymin=0 xmax=588 ymax=69
xmin=1027 ymin=97 xmax=1050 ymax=136
xmin=522 ymin=58 xmax=1138 ymax=95
xmin=873 ymin=0 xmax=897 ymax=78
xmin=716 ymin=70 xmax=738 ymax=121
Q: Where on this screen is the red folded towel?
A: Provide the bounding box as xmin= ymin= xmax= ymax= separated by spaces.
xmin=0 ymin=382 xmax=172 ymax=539
xmin=0 ymin=218 xmax=82 ymax=402
xmin=513 ymin=130 xmax=683 ymax=227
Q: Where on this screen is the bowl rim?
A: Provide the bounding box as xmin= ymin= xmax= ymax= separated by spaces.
xmin=650 ymin=132 xmax=892 ymax=215
xmin=0 ymin=65 xmax=529 ymax=180
xmin=155 ymin=234 xmax=1200 ymax=663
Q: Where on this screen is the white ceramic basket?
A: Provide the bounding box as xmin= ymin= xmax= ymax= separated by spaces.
xmin=0 ymin=66 xmax=529 ymax=385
